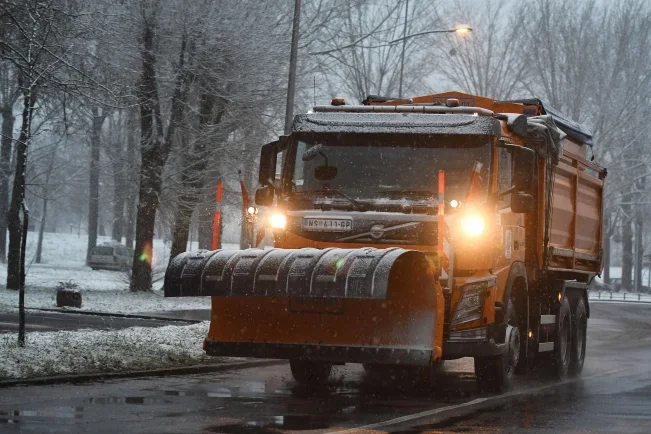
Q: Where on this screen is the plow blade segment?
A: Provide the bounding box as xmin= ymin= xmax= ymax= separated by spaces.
xmin=164 ymin=247 xmax=424 ymax=298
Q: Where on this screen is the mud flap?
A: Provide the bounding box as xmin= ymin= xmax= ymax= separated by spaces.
xmin=165 ymin=247 xmax=425 ymax=300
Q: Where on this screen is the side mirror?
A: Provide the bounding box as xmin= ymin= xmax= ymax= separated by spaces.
xmin=511 ymin=192 xmax=533 ymax=213
xmin=258 ymin=141 xmax=278 ymax=187
xmin=258 ymin=136 xmax=289 ymax=187
xmin=255 ymin=185 xmax=274 ymax=206
xmin=512 ymin=146 xmax=535 ymax=193
xmin=315 ymin=165 xmax=337 ymax=181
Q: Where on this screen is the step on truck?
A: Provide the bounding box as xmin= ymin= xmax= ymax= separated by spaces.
xmin=165 ymin=91 xmax=605 ymax=393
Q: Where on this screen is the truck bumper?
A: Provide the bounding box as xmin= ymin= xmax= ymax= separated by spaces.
xmin=442 ymin=326 xmax=505 ymax=359
xmin=204 ymin=340 xmax=433 ymax=366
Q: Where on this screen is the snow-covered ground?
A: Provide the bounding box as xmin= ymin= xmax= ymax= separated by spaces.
xmin=0 ymin=232 xmax=238 ymax=313
xmin=0 ymin=321 xmax=243 ymax=380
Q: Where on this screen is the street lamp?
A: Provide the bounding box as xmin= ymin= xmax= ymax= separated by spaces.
xmin=284 ymin=0 xmax=302 ymax=135
xmin=395 ymin=19 xmax=473 ymax=98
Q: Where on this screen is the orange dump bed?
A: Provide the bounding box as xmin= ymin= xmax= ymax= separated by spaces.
xmin=545 ymin=144 xmax=605 ymax=273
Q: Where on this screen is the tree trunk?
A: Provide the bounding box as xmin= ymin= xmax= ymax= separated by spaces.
xmin=35 ymin=197 xmax=48 ymax=264
xmin=197 ymin=203 xmax=213 ymax=250
xmin=7 ymin=92 xmax=34 ymax=289
xmin=603 ymin=214 xmax=610 ymax=285
xmin=111 ymin=167 xmax=125 ymax=242
xmin=635 ymin=208 xmax=644 ymax=292
xmin=131 ymin=175 xmax=159 ymax=291
xmin=125 ymin=110 xmax=138 ymax=249
xmin=621 ymin=210 xmax=633 ymax=291
xmin=86 ymin=108 xmax=103 ymax=263
xmin=0 ymin=106 xmax=14 ymax=263
xmin=35 ymin=140 xmax=58 ymax=264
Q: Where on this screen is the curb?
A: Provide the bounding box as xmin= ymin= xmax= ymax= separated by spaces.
xmin=0 ymin=359 xmax=285 ymax=388
xmin=22 ymin=307 xmax=203 ymax=324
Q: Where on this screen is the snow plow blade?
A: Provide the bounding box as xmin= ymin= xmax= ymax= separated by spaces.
xmin=165 ymin=247 xmax=444 ymax=366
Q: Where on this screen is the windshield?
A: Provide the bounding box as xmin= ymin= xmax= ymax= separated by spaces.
xmin=289 ymin=133 xmax=492 ymax=203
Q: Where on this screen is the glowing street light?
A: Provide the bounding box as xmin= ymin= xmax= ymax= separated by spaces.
xmin=394 ymin=19 xmax=473 ymax=98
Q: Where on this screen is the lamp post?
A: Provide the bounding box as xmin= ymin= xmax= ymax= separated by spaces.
xmin=396 ymin=23 xmax=472 ymax=98
xmin=284 ymin=0 xmax=302 ymax=135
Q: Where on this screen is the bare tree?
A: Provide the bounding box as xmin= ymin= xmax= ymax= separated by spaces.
xmin=433 ymin=0 xmax=526 ymax=99
xmin=310 ymin=0 xmax=438 ymax=102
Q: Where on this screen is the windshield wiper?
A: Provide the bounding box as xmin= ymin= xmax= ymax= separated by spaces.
xmin=295 ymin=188 xmax=362 ymax=210
xmin=377 ymin=190 xmax=436 ymax=199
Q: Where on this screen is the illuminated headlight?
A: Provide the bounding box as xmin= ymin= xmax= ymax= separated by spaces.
xmin=269 ymin=213 xmax=287 ymax=229
xmin=450 ymin=281 xmax=488 ymax=326
xmin=246 ymin=206 xmax=258 ymax=216
xmin=459 ymin=214 xmax=484 ymax=236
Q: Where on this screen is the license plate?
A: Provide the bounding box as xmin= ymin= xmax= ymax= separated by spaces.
xmin=302 ymin=218 xmax=352 ymax=232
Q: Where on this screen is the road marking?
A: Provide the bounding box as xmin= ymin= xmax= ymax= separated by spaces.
xmin=330 ymin=367 xmax=627 ymax=434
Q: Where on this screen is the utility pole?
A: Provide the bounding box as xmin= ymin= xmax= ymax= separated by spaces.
xmin=284 ymin=0 xmax=302 ymax=134
xmin=398 ymin=0 xmax=409 ymax=99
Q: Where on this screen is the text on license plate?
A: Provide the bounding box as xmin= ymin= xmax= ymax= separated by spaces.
xmin=302 ymin=218 xmax=352 ymax=232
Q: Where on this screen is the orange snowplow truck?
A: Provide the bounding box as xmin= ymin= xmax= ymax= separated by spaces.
xmin=165 ymin=91 xmax=605 ymax=393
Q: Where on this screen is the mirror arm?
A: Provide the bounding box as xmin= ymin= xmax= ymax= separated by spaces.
xmin=497 ymin=186 xmax=517 ymax=199
xmin=319 ymin=150 xmax=328 ymax=166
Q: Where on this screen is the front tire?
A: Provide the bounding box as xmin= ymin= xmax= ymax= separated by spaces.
xmin=569 ymin=297 xmax=587 ymax=376
xmin=290 ymin=360 xmax=332 ymax=386
xmin=475 ymin=300 xmax=519 ymax=394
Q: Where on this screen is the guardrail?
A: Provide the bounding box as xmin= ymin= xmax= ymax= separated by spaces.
xmin=588 ymin=291 xmax=651 ymax=303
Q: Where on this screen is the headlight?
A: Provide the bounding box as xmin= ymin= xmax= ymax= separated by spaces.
xmin=269 ymin=213 xmax=287 ymax=229
xmin=460 ymin=214 xmax=484 ymax=236
xmin=450 ymin=281 xmax=488 ymax=326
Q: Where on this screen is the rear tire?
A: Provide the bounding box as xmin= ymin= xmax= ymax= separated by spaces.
xmin=290 ymin=360 xmax=332 ymax=386
xmin=475 ymin=300 xmax=519 ymax=394
xmin=569 ymin=297 xmax=587 ymax=377
xmin=553 ymin=296 xmax=572 ymax=380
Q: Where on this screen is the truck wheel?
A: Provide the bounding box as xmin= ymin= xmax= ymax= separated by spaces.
xmin=475 ymin=301 xmax=519 ymax=394
xmin=290 ymin=360 xmax=332 ymax=386
xmin=553 ymin=296 xmax=572 ymax=380
xmin=569 ymin=297 xmax=587 ymax=377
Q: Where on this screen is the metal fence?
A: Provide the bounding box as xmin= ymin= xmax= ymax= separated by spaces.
xmin=588 ymin=291 xmax=651 ymax=303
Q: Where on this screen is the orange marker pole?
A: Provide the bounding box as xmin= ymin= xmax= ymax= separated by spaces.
xmin=212 ymin=181 xmax=223 ymax=250
xmin=438 ymin=170 xmax=446 ymax=270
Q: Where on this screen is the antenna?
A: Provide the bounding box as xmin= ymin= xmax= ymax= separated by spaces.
xmin=313 ymin=76 xmax=316 ymax=107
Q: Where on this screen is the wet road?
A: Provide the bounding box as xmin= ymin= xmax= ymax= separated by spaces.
xmin=1 ymin=302 xmax=650 ymax=433
xmin=0 ymin=310 xmax=191 ymax=333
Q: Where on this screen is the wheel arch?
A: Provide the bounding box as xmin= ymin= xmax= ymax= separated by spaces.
xmin=560 ymin=281 xmax=590 ymax=318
